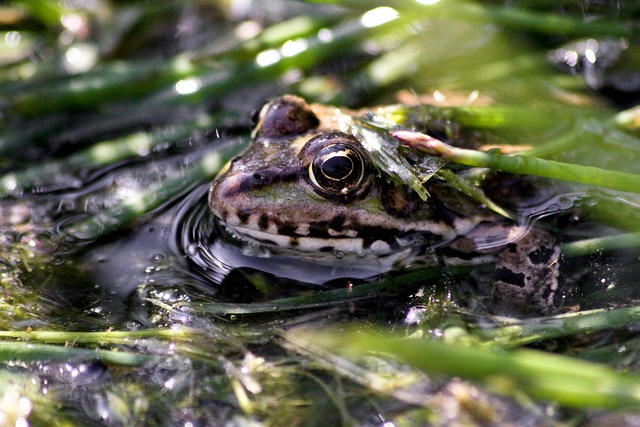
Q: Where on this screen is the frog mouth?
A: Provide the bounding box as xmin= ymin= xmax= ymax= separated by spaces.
xmin=216 ymin=219 xmax=502 ymax=277
xmin=217 ymin=218 xmax=427 ymax=257
xmin=212 ymin=221 xmax=422 ymax=284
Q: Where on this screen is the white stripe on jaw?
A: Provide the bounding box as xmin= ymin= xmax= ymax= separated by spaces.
xmin=327 ymin=228 xmax=358 ymax=237
xmin=223 ymin=221 xmax=397 ymax=255
xmin=295 ymin=223 xmax=310 ymax=236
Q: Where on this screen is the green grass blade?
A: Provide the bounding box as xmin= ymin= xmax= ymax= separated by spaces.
xmin=181 ymin=269 xmax=439 ymax=315
xmin=314 ymin=1 xmax=632 ymax=37
xmin=301 ymin=327 xmax=640 ymax=410
xmin=0 ymin=112 xmax=234 ymax=196
xmin=562 ymin=232 xmax=640 ymax=256
xmin=471 ymin=305 xmax=640 ymax=348
xmin=394 ymin=130 xmax=640 ymax=194
xmin=62 ymin=141 xmax=245 ymax=242
xmin=0 ymin=342 xmax=153 ymax=365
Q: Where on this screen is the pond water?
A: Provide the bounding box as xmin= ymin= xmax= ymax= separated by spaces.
xmin=2 ymin=1 xmax=640 ymax=425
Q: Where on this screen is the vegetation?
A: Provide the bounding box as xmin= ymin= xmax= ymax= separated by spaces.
xmin=1 ymin=0 xmax=640 ymax=425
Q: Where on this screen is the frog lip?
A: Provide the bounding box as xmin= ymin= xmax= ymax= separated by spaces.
xmin=219 ymin=219 xmax=395 ymax=255
xmin=216 ymin=217 xmax=453 ymax=263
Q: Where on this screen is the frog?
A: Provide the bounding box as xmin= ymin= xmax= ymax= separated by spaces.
xmin=208 ymin=95 xmax=560 ymax=313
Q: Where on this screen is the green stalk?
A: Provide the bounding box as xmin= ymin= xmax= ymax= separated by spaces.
xmin=0 ymin=327 xmax=205 ymax=344
xmin=472 ymin=305 xmax=640 ymax=348
xmin=561 ymin=232 xmax=640 ymax=257
xmin=0 ymin=342 xmax=152 ymax=365
xmin=6 ymin=14 xmax=307 ymax=116
xmin=393 ymin=130 xmax=640 ymax=193
xmin=382 ymin=103 xmax=569 ymax=134
xmin=9 ymin=57 xmax=209 ymax=116
xmin=205 ymin=14 xmax=340 ymax=62
xmin=63 ymin=141 xmax=245 ymax=241
xmin=10 ymin=0 xmax=65 ymax=27
xmin=0 ymin=112 xmax=234 ymax=195
xmin=303 ymin=327 xmax=640 ymax=409
xmin=7 ymin=11 xmax=402 ymax=117
xmin=183 ymin=268 xmax=439 ymax=315
xmin=0 ymin=328 xmax=252 ymax=366
xmin=164 ymin=14 xmax=409 ymax=107
xmin=437 ymin=1 xmax=631 ymax=37
xmin=316 ymin=0 xmax=632 ymax=37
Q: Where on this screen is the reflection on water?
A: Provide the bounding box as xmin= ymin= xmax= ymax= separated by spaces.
xmin=176 ymin=185 xmax=417 ymax=287
xmin=1 ymin=131 xmax=634 ymax=323
xmin=172 ymin=184 xmax=231 ymax=286
xmin=2 ymin=104 xmax=639 ymax=427
xmin=3 ymin=0 xmax=640 ymax=424
xmin=6 ymin=143 xmax=626 ymax=356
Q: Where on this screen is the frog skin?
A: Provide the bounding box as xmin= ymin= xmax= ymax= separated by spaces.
xmin=208 ymin=95 xmax=560 ymax=313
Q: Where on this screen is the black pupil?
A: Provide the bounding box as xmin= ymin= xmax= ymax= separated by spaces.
xmin=322 ymin=155 xmax=352 ymax=179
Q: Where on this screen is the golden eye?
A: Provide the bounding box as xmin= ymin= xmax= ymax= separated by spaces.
xmin=300 ymin=132 xmax=371 ymax=201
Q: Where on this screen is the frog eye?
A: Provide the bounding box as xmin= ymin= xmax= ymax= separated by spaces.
xmin=300 ymin=132 xmax=372 ymax=201
xmin=253 ymin=95 xmax=319 ymax=138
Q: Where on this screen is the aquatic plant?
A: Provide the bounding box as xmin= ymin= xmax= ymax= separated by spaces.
xmin=2 ymin=1 xmax=640 ymax=425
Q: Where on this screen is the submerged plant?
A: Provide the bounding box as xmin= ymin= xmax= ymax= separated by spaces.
xmin=1 ymin=0 xmax=640 ymax=425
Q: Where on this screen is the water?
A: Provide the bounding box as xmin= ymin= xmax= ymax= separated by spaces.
xmin=2 ymin=1 xmax=640 ymax=424
xmin=0 ymin=96 xmax=634 ymax=427
xmin=180 ymin=194 xmax=421 ymax=288
xmin=1 ymin=129 xmax=629 ymax=313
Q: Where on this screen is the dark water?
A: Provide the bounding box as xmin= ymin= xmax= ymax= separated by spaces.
xmin=49 ymin=164 xmax=608 ymax=319
xmin=3 ymin=1 xmax=640 ymax=424
xmin=1 ymin=113 xmax=630 ymax=325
